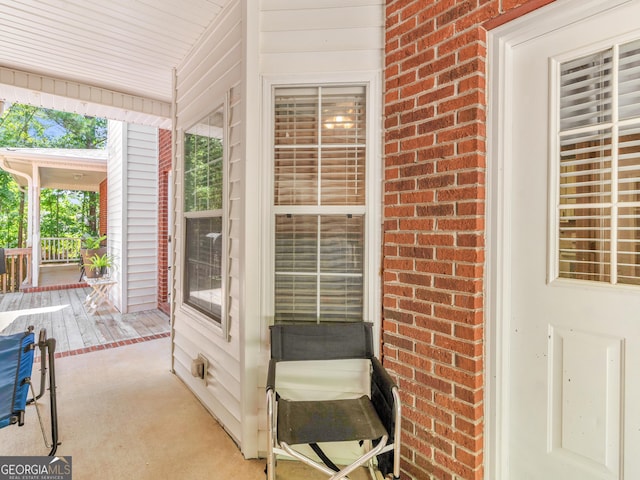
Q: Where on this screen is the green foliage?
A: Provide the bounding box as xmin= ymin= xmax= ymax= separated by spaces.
xmin=184 ymin=132 xmax=223 ymax=212
xmin=82 ymin=234 xmax=107 ymax=250
xmin=0 ymin=170 xmax=24 ymax=247
xmin=86 ymin=253 xmax=113 ymax=271
xmin=0 ymin=103 xmax=107 ymax=247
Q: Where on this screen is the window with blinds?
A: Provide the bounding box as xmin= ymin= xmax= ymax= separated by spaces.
xmin=273 ymin=86 xmax=366 ymax=323
xmin=183 ymin=106 xmax=227 ymax=323
xmin=558 ymin=39 xmax=640 ymax=285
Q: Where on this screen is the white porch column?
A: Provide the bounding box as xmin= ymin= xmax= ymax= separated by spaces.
xmin=0 ymin=156 xmax=34 ymax=286
xmin=31 ymin=162 xmax=41 ymax=287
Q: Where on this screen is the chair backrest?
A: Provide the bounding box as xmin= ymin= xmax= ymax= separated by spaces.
xmin=0 ymin=331 xmax=35 ymax=428
xmin=270 ymin=322 xmax=374 ymax=361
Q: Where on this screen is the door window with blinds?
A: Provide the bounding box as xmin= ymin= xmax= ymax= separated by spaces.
xmin=273 ymin=85 xmax=366 ymax=323
xmin=183 ymin=105 xmax=227 ymax=329
xmin=557 ymin=39 xmax=640 ymax=285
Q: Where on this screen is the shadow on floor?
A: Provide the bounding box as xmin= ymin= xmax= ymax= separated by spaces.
xmin=0 ymin=338 xmax=267 ymax=479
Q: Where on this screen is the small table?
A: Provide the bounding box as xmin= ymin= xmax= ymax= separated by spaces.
xmin=84 ymin=276 xmax=117 ymax=314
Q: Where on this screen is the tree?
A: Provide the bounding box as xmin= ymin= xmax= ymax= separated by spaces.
xmin=0 ymin=104 xmax=107 ymax=247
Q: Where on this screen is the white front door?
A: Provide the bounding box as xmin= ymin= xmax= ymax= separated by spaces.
xmin=499 ymin=2 xmax=640 ymax=479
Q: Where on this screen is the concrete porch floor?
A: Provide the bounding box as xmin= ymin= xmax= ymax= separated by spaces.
xmin=0 ymin=337 xmax=374 ymax=480
xmin=0 ymin=337 xmax=265 ymax=478
xmin=0 ymin=286 xmax=376 ymax=480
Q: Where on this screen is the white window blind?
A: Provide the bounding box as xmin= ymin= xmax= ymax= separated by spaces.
xmin=273 ymin=86 xmax=367 ymax=323
xmin=558 ymin=39 xmax=640 ymax=285
xmin=274 ymin=86 xmax=366 ymax=207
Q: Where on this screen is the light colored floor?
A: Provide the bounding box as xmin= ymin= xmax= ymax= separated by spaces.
xmin=39 ymin=263 xmax=84 ymax=287
xmin=0 ymin=337 xmax=375 ymax=480
xmin=0 ymin=288 xmax=170 ymax=354
xmin=0 ymin=337 xmax=265 ymax=479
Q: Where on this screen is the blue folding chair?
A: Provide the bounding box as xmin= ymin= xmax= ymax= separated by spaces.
xmin=0 ymin=327 xmax=59 ymax=456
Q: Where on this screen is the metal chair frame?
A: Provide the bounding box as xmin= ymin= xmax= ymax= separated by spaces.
xmin=0 ymin=326 xmax=59 ymax=456
xmin=265 ymin=322 xmax=401 ymax=480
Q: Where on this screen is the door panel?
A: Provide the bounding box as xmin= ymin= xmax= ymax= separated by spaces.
xmin=508 ymin=4 xmax=640 ymax=479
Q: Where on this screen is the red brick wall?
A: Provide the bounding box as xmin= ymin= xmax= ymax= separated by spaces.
xmin=99 ymin=179 xmax=107 ymax=237
xmin=158 ymin=129 xmax=172 ymax=315
xmin=383 ymin=1 xmax=554 ymax=479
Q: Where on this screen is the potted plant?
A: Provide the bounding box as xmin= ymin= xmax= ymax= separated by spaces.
xmin=82 ymin=234 xmax=106 ymax=251
xmin=80 ymin=234 xmax=107 ymax=279
xmin=85 ymin=253 xmax=113 ymax=278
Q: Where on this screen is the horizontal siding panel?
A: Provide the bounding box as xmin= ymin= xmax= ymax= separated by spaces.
xmin=128 ymin=165 xmax=158 ymax=175
xmin=126 ymin=128 xmax=159 ymax=141
xmin=126 ymin=211 xmax=157 ymax=220
xmin=125 ymin=204 xmax=156 ymax=214
xmin=260 ymin=5 xmax=383 ymax=31
xmin=127 ymin=281 xmax=156 ymax=292
xmin=261 ymin=50 xmax=382 ymax=75
xmin=178 ymin=59 xmax=242 ymax=129
xmin=128 ymin=290 xmax=156 ymax=301
xmin=179 ymin=24 xmax=241 ymax=95
xmin=174 ymin=363 xmax=242 ymax=442
xmin=126 ymin=268 xmax=157 ymax=279
xmin=126 ymin=149 xmax=157 ymax=161
xmin=127 ymin=254 xmax=158 ymax=265
xmin=174 ymin=320 xmax=241 ymax=383
xmin=126 ymin=259 xmax=157 ymax=269
xmin=262 ymin=27 xmax=383 ymax=53
xmin=261 ymin=0 xmax=379 ymax=9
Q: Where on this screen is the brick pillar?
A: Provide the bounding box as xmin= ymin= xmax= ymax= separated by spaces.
xmin=99 ymin=179 xmax=107 ymax=237
xmin=158 ymin=129 xmax=172 ymax=315
xmin=383 ymin=1 xmax=555 ymax=478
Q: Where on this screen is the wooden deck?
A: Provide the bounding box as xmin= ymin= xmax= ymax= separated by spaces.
xmin=0 ymin=287 xmax=170 ymax=356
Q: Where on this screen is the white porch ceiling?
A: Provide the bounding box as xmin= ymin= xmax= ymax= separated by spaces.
xmin=0 ymin=148 xmax=108 ymax=191
xmin=0 ymin=0 xmax=233 ymax=128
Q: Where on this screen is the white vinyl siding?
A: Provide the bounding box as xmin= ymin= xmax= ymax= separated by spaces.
xmin=260 ymin=0 xmax=384 ymax=75
xmin=173 ymin=0 xmax=243 ymax=446
xmin=107 ymin=121 xmax=159 ymax=313
xmin=556 ymin=38 xmax=640 ymax=285
xmin=125 ymin=125 xmax=159 ymax=311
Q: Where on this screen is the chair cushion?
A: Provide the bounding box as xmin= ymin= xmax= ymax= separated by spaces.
xmin=277 ymin=395 xmax=388 ymax=445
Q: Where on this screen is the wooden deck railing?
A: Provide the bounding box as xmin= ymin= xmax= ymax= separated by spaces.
xmin=1 ymin=248 xmax=32 ymax=293
xmin=41 ymin=237 xmax=82 ymax=264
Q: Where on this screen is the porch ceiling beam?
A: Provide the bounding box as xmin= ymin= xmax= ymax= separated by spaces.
xmin=1 ymin=156 xmax=107 ymax=172
xmin=0 ymin=65 xmax=172 ymax=129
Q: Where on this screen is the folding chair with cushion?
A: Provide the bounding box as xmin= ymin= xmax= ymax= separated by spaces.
xmin=0 ymin=327 xmax=59 ymax=456
xmin=266 ymin=322 xmax=401 ymax=480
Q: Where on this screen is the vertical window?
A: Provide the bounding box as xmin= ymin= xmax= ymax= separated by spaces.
xmin=557 ymin=39 xmax=640 ymax=285
xmin=183 ymin=105 xmax=227 ymax=324
xmin=273 ymin=86 xmax=367 ymax=323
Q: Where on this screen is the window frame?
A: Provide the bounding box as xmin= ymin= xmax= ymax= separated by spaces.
xmin=261 ymin=74 xmax=382 ymax=334
xmin=180 ymin=99 xmax=230 ymax=338
xmin=549 ymin=38 xmax=640 ymax=289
